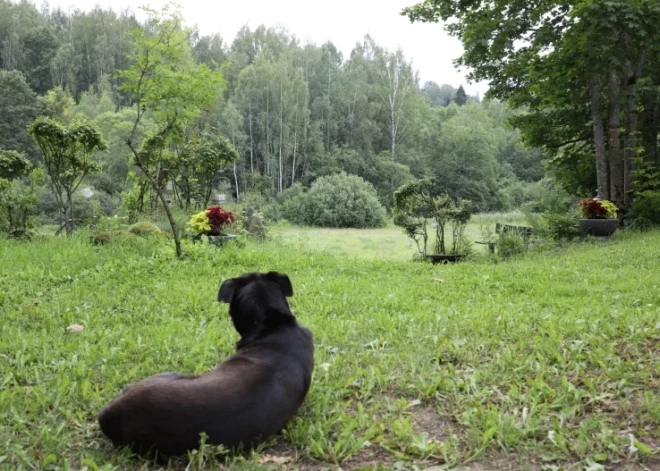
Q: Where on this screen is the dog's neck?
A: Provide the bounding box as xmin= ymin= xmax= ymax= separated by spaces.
xmin=233 ymin=307 xmax=297 ymax=350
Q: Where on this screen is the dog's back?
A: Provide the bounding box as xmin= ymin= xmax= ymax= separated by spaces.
xmin=98 ymin=272 xmax=314 ymax=457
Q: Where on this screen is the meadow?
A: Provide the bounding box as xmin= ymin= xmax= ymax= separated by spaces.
xmin=1 ymin=225 xmax=660 ymax=471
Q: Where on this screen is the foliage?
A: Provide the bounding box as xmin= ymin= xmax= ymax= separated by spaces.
xmin=496 ymin=231 xmax=527 ymax=260
xmin=28 ymin=116 xmax=107 ymax=235
xmin=186 ymin=206 xmax=235 ymax=236
xmin=0 ymin=149 xmax=32 ymax=181
xmin=91 ymin=230 xmax=139 ymax=245
xmin=174 ymin=128 xmax=239 ymax=208
xmin=402 ymin=0 xmax=660 ymax=215
xmin=38 ymin=86 xmax=75 ymax=122
xmin=630 ymin=160 xmax=660 ymax=224
xmin=454 ymin=85 xmax=467 ymax=106
xmin=578 ymin=198 xmax=618 ymax=220
xmin=0 ymin=162 xmax=43 ymax=237
xmin=128 ymin=221 xmax=168 ymax=238
xmin=118 ymin=4 xmax=226 ymax=257
xmin=282 ymin=172 xmax=386 ymax=228
xmin=393 ymin=178 xmax=473 ymax=255
xmin=0 ymin=70 xmax=40 ymax=158
xmin=2 ymin=229 xmax=660 ymax=468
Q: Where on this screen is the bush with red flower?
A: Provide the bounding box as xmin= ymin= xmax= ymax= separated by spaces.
xmin=578 ymin=198 xmax=618 ymax=219
xmin=186 ymin=206 xmax=235 ymax=236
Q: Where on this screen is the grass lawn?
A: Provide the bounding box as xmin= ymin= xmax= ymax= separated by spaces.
xmin=1 ymin=227 xmax=659 ymax=470
xmin=275 ymin=212 xmax=528 ymax=262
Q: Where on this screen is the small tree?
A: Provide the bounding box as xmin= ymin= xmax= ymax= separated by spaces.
xmin=174 ymin=128 xmax=239 ymax=208
xmin=394 ymin=178 xmax=473 ymax=255
xmin=0 ymin=150 xmax=43 ymax=237
xmin=454 ymin=85 xmax=468 ymax=106
xmin=118 ymin=5 xmax=225 ymax=257
xmin=28 ymin=117 xmax=107 ymax=235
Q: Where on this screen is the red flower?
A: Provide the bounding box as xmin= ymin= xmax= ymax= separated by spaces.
xmin=206 ymin=206 xmax=235 ymax=235
xmin=579 ymin=198 xmax=607 ymax=219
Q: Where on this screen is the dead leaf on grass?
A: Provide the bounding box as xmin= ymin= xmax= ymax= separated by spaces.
xmin=66 ymin=324 xmax=84 ymax=334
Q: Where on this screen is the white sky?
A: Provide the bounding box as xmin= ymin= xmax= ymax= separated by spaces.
xmin=43 ymin=0 xmax=490 ymax=96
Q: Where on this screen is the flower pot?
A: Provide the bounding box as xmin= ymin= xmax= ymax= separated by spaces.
xmin=579 ymin=219 xmax=618 ymax=237
xmin=424 ymin=254 xmax=466 ymax=264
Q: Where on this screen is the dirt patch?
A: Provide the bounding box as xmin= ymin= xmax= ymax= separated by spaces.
xmin=411 ymin=406 xmax=453 ymax=442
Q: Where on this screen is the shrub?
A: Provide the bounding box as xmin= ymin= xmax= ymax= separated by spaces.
xmin=523 ymin=179 xmax=580 ymax=241
xmin=128 ymin=221 xmax=168 ymax=238
xmin=630 ymin=160 xmax=660 ymax=225
xmin=91 ymin=231 xmax=138 ymax=245
xmin=496 ymin=231 xmax=527 ymax=259
xmin=282 ymin=173 xmax=386 ymax=228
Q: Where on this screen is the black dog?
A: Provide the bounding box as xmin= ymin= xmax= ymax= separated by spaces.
xmin=97 ymin=271 xmax=314 ymax=457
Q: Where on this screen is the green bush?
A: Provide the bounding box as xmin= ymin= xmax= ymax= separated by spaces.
xmin=128 ymin=221 xmax=168 ymax=238
xmin=282 ymin=172 xmax=386 ymax=228
xmin=91 ymin=230 xmax=138 ymax=245
xmin=496 ymin=231 xmax=527 ymax=259
xmin=523 ymin=178 xmax=580 ymax=241
xmin=630 ymin=160 xmax=660 ymax=225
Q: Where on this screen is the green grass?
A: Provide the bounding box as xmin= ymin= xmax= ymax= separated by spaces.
xmin=276 ymin=212 xmax=528 ymax=262
xmin=1 ymin=227 xmax=660 ymax=470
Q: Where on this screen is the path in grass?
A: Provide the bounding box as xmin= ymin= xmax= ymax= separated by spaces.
xmin=1 ymin=229 xmax=659 ymax=470
xmin=276 ymin=212 xmax=528 ymax=262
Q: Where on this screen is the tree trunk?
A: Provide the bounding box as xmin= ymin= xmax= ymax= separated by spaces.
xmin=233 ymin=162 xmax=240 ymax=202
xmin=292 ymin=91 xmax=299 ymax=185
xmin=279 ymin=82 xmax=284 ymax=193
xmin=590 ymin=75 xmax=609 ymax=199
xmin=65 ymin=189 xmax=74 ymax=236
xmin=623 ymin=53 xmax=644 ymax=213
xmin=156 ymin=187 xmax=182 ymax=258
xmin=248 ymin=101 xmax=254 ymax=173
xmin=607 ymin=68 xmax=624 ymax=213
xmin=128 ymin=142 xmax=182 ymax=258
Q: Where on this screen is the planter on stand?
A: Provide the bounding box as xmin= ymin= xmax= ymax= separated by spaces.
xmin=578 ymin=219 xmax=618 ymax=237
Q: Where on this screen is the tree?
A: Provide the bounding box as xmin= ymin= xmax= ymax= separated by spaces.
xmin=454 ymin=85 xmax=467 ymax=106
xmin=0 ymin=70 xmax=40 ymax=159
xmin=173 ymin=129 xmax=239 ymax=208
xmin=28 ymin=117 xmax=107 ymax=235
xmin=118 ymin=4 xmax=225 ymax=258
xmin=0 ymin=149 xmax=42 ymax=237
xmin=402 ymin=0 xmax=660 ymax=218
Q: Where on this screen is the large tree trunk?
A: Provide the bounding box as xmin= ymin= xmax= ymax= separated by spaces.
xmin=590 ymin=74 xmax=609 ymax=200
xmin=607 ymin=68 xmax=624 ymax=214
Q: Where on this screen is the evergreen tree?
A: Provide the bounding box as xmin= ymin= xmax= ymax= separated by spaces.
xmin=454 ymin=85 xmax=467 ymax=106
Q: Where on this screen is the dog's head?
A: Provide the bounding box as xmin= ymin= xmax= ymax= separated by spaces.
xmin=217 ymin=271 xmax=295 ymax=338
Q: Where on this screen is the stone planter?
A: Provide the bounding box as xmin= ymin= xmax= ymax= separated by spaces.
xmin=579 ymin=219 xmax=618 ymax=237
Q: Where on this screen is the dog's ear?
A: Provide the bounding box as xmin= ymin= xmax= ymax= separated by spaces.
xmin=267 ymin=272 xmax=293 ymax=297
xmin=218 ymin=279 xmax=236 ymax=303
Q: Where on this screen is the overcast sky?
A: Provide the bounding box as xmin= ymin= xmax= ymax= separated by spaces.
xmin=43 ymin=0 xmax=490 ymax=96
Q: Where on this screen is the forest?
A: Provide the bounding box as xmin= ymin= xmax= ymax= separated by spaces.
xmin=0 ymin=0 xmax=548 ymax=236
